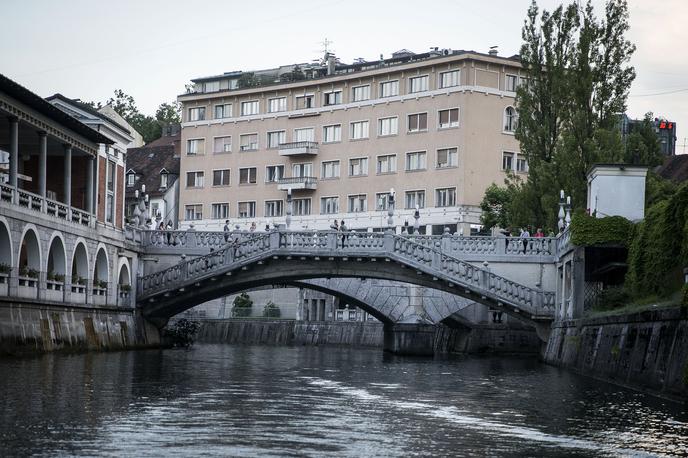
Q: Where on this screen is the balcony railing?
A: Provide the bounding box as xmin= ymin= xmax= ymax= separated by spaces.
xmin=278 ymin=141 xmax=318 ymax=156
xmin=0 ymin=184 xmax=93 ymax=227
xmin=277 ymin=176 xmax=317 ymax=191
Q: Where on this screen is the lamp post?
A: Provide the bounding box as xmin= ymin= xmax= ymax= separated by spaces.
xmin=565 ymin=195 xmax=572 ymax=228
xmin=557 ymin=189 xmax=566 ymax=233
xmin=285 ymin=187 xmax=293 ymax=230
xmin=413 ymin=204 xmax=420 ymax=235
xmin=387 ymin=187 xmax=395 ymax=232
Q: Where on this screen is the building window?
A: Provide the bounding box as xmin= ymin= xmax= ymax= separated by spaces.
xmin=502 ymin=152 xmax=514 ymax=171
xmin=380 ymin=80 xmax=399 ymax=98
xmin=438 ymin=108 xmax=459 ymax=129
xmin=517 ymin=156 xmax=528 ymax=173
xmin=376 ymin=192 xmax=390 ymax=211
xmin=211 ymin=203 xmax=229 ymax=219
xmin=352 ymin=85 xmax=370 ymax=102
xmin=214 ymin=103 xmax=232 ymax=119
xmin=439 ymin=70 xmax=460 ymax=88
xmin=292 ymin=163 xmax=313 ymax=177
xmin=241 ymin=100 xmax=259 ymax=116
xmin=295 ymin=95 xmax=314 ymax=109
xmin=350 ymin=120 xmax=369 ymax=140
xmin=160 ymin=173 xmax=168 ymax=188
xmin=348 ymin=194 xmax=367 ymax=213
xmin=376 ymin=154 xmax=396 ymax=174
xmin=265 ymin=165 xmax=284 ymax=182
xmin=378 ymin=117 xmax=398 ymax=136
xmin=435 ymin=188 xmax=456 ymax=207
xmin=293 ymin=198 xmax=311 ymax=216
xmin=405 ymin=190 xmax=425 ymax=209
xmin=267 ymin=131 xmax=286 ymax=148
xmin=408 ymin=113 xmax=428 ymax=132
xmin=349 ymin=157 xmax=368 ymax=177
xmin=187 ymin=138 xmax=205 ymax=155
xmin=188 ymin=107 xmax=205 ymax=121
xmin=186 ymin=171 xmax=204 ymax=188
xmin=150 ymin=202 xmax=160 ymax=219
xmin=265 ymin=200 xmax=284 ymax=217
xmin=239 ymin=167 xmax=257 ymax=184
xmin=323 ymin=91 xmax=342 ymax=106
xmin=321 ymin=196 xmax=339 ymax=214
xmin=106 ymin=160 xmax=115 ymax=224
xmin=212 ymin=169 xmax=230 ymax=186
xmin=294 ymin=128 xmax=315 ymax=143
xmin=185 ymin=204 xmax=203 ymax=220
xmin=505 ymin=74 xmax=519 ymax=92
xmin=437 ymin=147 xmax=458 ymax=168
xmin=268 ymin=97 xmax=287 ymax=113
xmin=213 ymin=136 xmax=231 ymax=153
xmin=321 ymin=160 xmax=340 ymax=179
xmin=406 ymin=151 xmax=427 ymax=171
xmin=240 ymin=133 xmax=258 ymax=151
xmin=126 ymin=173 xmax=135 ymax=187
xmin=322 ymin=124 xmax=341 ymax=143
xmin=238 ymin=201 xmax=256 ymax=218
xmin=409 ymin=75 xmax=429 ymax=93
xmin=504 ymin=106 xmax=518 ymax=132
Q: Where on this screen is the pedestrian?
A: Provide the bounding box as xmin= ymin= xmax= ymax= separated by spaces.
xmin=166 ymin=220 xmax=174 ymax=245
xmin=250 ymin=221 xmax=256 ymax=232
xmin=340 ymin=220 xmax=348 ymax=247
xmin=520 ymin=226 xmax=530 ymax=254
xmin=223 ymin=220 xmax=230 ymax=242
xmin=146 ymin=219 xmax=154 ymax=230
xmin=330 ymin=219 xmax=339 ymax=231
xmin=158 ymin=221 xmax=165 ymax=231
xmin=534 ymin=228 xmax=544 ymax=238
xmin=501 ymin=227 xmax=512 ymax=253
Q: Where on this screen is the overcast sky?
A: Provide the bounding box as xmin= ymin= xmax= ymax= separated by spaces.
xmin=2 ymin=0 xmax=686 ymax=150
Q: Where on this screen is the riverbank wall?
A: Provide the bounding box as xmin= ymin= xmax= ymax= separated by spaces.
xmin=195 ymin=319 xmax=541 ymax=354
xmin=0 ymin=299 xmax=157 ymax=356
xmin=543 ymin=306 xmax=688 ymax=401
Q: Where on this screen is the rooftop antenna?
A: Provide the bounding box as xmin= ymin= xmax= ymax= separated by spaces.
xmin=320 ymin=38 xmax=333 ymax=55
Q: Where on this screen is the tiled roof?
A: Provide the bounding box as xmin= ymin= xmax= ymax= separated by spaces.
xmin=125 ymin=139 xmax=180 ymax=199
xmin=656 ymin=155 xmax=688 ymax=182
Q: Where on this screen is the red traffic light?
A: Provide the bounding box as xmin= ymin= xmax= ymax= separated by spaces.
xmin=659 ymin=121 xmax=667 ymax=129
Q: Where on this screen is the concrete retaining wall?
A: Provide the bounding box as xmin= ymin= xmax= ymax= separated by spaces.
xmin=435 ymin=325 xmax=542 ymax=354
xmin=543 ymin=307 xmax=688 ymax=402
xmin=0 ymin=299 xmax=152 ymax=355
xmin=196 ymin=319 xmax=295 ymax=345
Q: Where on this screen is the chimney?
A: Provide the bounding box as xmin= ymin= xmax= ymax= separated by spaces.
xmin=488 ymin=46 xmax=498 ymax=56
xmin=327 ymin=54 xmax=336 ymax=76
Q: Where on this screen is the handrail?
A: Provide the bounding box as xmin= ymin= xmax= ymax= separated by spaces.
xmin=278 ymin=141 xmax=318 ymax=149
xmin=277 ymin=176 xmax=317 ymax=185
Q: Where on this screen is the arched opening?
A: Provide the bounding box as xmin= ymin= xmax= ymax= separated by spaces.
xmin=71 ymin=242 xmax=89 ymax=294
xmin=0 ymin=221 xmax=12 ymax=288
xmin=94 ymin=248 xmax=109 ymax=296
xmin=503 ymin=106 xmax=518 ymax=132
xmin=118 ymin=263 xmax=131 ymax=303
xmin=18 ymin=229 xmax=40 ymax=287
xmin=46 ymin=236 xmax=66 ymax=292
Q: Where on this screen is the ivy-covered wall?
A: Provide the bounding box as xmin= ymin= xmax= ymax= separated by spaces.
xmin=570 ymin=213 xmax=634 ymax=247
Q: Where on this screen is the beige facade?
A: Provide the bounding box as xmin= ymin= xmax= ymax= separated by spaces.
xmin=178 ymin=51 xmax=526 ymax=234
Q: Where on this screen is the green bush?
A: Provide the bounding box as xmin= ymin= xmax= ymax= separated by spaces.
xmin=163 ymin=319 xmax=201 ymax=348
xmin=232 ymin=292 xmax=253 ymax=317
xmin=570 ymin=212 xmax=634 ymax=247
xmin=263 ymin=301 xmax=281 ymax=318
xmin=595 ymin=287 xmax=631 ymax=311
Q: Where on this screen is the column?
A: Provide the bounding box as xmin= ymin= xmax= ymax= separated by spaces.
xmin=86 ymin=156 xmax=94 ymax=215
xmin=38 ymin=131 xmax=47 ymax=202
xmin=8 ymin=117 xmax=18 ymax=195
xmin=63 ymin=144 xmax=72 ymax=207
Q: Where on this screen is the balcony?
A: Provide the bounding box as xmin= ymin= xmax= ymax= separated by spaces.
xmin=277 ymin=176 xmax=317 ymax=191
xmin=278 ymin=141 xmax=318 ymax=156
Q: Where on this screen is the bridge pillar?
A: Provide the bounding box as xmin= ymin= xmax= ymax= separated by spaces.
xmin=383 ymin=323 xmax=436 ymax=356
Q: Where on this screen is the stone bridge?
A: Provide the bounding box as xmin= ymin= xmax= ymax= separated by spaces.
xmin=137 ymin=230 xmax=557 ymax=340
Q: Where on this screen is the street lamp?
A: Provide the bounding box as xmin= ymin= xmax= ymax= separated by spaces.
xmin=285 ymin=187 xmax=293 ymax=230
xmin=413 ymin=204 xmax=420 ymax=235
xmin=387 ymin=187 xmax=395 ymax=232
xmin=557 ymin=189 xmax=566 ymax=233
xmin=565 ymin=195 xmax=572 ymax=228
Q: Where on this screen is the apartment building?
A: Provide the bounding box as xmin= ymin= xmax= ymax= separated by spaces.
xmin=177 ymin=48 xmax=527 ymax=235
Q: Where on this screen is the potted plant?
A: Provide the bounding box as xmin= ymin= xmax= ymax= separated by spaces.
xmin=0 ymin=263 xmax=10 ymax=274
xmin=120 ymin=284 xmax=131 ymax=292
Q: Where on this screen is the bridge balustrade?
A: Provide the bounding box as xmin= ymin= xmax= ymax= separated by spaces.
xmin=1 ymin=183 xmax=93 ymax=228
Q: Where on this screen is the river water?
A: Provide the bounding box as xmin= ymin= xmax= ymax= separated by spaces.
xmin=0 ymin=345 xmax=686 ymax=457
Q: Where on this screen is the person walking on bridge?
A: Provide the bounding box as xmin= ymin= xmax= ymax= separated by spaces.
xmin=340 ymin=220 xmax=348 ymax=247
xmin=223 ymin=220 xmax=230 ymax=242
xmin=519 ymin=227 xmax=530 ymax=254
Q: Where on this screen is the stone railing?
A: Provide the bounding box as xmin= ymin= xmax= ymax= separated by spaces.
xmin=1 ymin=184 xmax=93 ymax=227
xmin=556 ymin=227 xmax=572 ymax=257
xmin=132 ymin=229 xmax=263 ymax=250
xmin=139 ymin=230 xmax=556 ymax=318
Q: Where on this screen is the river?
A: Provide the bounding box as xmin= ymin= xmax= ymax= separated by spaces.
xmin=0 ymin=345 xmax=686 ymax=457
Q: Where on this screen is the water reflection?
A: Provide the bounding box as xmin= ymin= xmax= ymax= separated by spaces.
xmin=0 ymin=346 xmax=685 ymax=457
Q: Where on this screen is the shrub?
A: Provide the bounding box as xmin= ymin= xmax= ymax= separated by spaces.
xmin=232 ymin=292 xmax=253 ymax=317
xmin=0 ymin=263 xmax=10 ymax=274
xmin=595 ymin=286 xmax=631 ymax=311
xmin=163 ymin=319 xmax=201 ymax=348
xmin=570 ymin=212 xmax=634 ymax=247
xmin=263 ymin=301 xmax=281 ymax=318
xmin=120 ymin=284 xmax=131 ymax=292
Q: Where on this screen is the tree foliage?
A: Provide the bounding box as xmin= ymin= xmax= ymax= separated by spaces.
xmin=500 ymin=0 xmax=636 ymax=230
xmin=232 ymin=292 xmax=253 ymax=317
xmin=101 ymin=89 xmax=180 ymax=143
xmin=624 ymin=112 xmax=662 ymax=166
xmin=480 ymin=183 xmax=513 ymax=231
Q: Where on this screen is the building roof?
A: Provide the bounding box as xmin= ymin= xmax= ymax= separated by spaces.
xmin=125 ymin=136 xmax=180 ymax=199
xmin=45 ymin=93 xmax=132 ymax=136
xmin=656 ymin=155 xmax=688 ymax=182
xmin=0 ymin=73 xmax=113 ymax=145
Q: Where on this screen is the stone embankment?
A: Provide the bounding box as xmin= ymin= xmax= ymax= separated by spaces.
xmin=543 ymin=306 xmax=688 ymax=402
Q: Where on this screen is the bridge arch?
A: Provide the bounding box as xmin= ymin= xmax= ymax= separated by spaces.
xmin=94 ymin=246 xmax=109 ymax=286
xmin=18 ymin=225 xmax=42 ymax=277
xmin=0 ymin=216 xmax=12 ymax=269
xmin=46 ymin=232 xmax=67 ymax=280
xmin=71 ymin=240 xmax=90 ymax=286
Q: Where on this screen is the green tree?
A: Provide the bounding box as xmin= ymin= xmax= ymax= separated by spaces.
xmin=507 ymin=0 xmax=636 ymax=230
xmin=263 ymin=301 xmax=281 ymax=318
xmin=232 ymin=292 xmax=253 ymax=317
xmin=480 ymin=183 xmax=513 ymax=231
xmin=155 ymin=102 xmax=181 ymax=125
xmin=105 ymin=89 xmax=180 ymax=143
xmin=624 ymin=113 xmax=662 ymax=166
